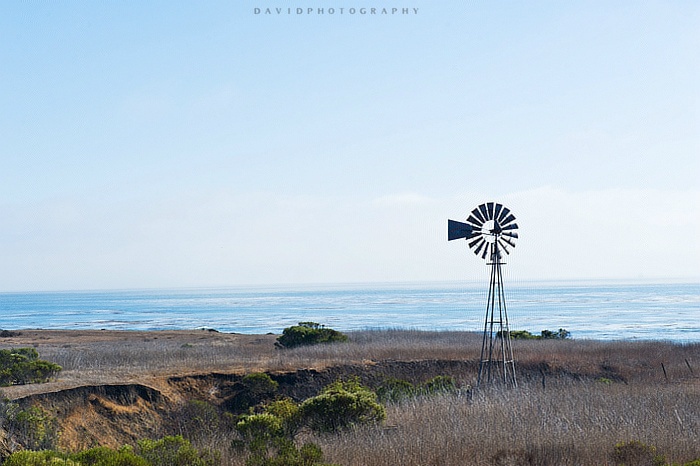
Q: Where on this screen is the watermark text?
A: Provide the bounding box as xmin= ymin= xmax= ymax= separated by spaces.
xmin=253 ymin=7 xmax=419 ymax=15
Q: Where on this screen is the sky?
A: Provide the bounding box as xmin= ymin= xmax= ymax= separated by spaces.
xmin=1 ymin=1 xmax=698 ymax=292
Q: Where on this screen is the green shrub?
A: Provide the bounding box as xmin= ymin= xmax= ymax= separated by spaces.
xmin=262 ymin=398 xmax=302 ymax=438
xmin=541 ymin=328 xmax=571 ymax=340
xmin=225 ymin=372 xmax=280 ymax=413
xmin=299 ymin=377 xmax=385 ymax=433
xmin=275 ymin=323 xmax=348 ymax=349
xmin=377 ymin=378 xmax=416 ymax=403
xmin=244 ymin=438 xmax=334 ymax=466
xmin=2 ymin=404 xmax=59 ymax=450
xmin=377 ymin=376 xmax=458 ymax=403
xmin=2 ymin=450 xmax=76 ymax=466
xmin=508 ymin=330 xmax=539 ymax=340
xmin=0 ymin=348 xmax=62 ymax=386
xmin=236 ymin=399 xmax=335 ymax=466
xmin=237 ymin=413 xmax=285 ymax=442
xmin=503 ymin=329 xmax=571 ymax=340
xmin=137 ymin=435 xmax=220 ymax=466
xmin=422 ymin=375 xmax=457 ymax=394
xmin=242 ymin=373 xmax=279 ymax=400
xmin=71 ymin=445 xmax=149 ymax=466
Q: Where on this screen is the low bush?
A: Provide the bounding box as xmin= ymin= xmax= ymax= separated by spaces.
xmin=541 ymin=328 xmax=571 ymax=340
xmin=1 ymin=403 xmax=59 ymax=451
xmin=242 ymin=373 xmax=279 ymax=401
xmin=137 ymin=435 xmax=220 ymax=466
xmin=1 ymin=437 xmax=218 ymax=466
xmin=236 ymin=397 xmax=335 ymax=465
xmin=0 ymin=348 xmax=62 ymax=386
xmin=72 ymin=445 xmax=148 ymax=465
xmin=275 ymin=323 xmax=347 ymax=349
xmin=508 ymin=330 xmax=540 ymax=340
xmin=377 ymin=376 xmax=458 ymax=403
xmin=506 ymin=329 xmax=571 ymax=340
xmin=225 ymin=372 xmax=280 ymax=413
xmin=299 ymin=377 xmax=385 ymax=433
xmin=376 ymin=377 xmax=415 ymax=403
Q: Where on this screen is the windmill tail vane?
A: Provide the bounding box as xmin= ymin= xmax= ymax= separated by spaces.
xmin=448 ymin=202 xmax=518 ymax=387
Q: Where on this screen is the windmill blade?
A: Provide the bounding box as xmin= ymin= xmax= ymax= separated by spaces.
xmin=502 ymin=222 xmax=519 ymax=231
xmin=473 ymin=238 xmax=486 ymax=255
xmin=471 ymin=207 xmax=486 ymax=223
xmin=487 ymin=202 xmax=495 ymax=219
xmin=502 ymin=231 xmax=519 ymax=239
xmin=478 ymin=203 xmax=489 ymax=221
xmin=469 ymin=236 xmax=484 ymax=249
xmin=481 ymin=243 xmax=490 ymax=259
xmin=448 ymin=219 xmax=474 ymax=241
xmin=497 ymin=206 xmax=511 ymax=223
xmin=466 ymin=214 xmax=483 ymax=227
xmin=494 ymin=203 xmax=503 ymax=221
xmin=500 ymin=236 xmax=516 ymax=248
xmin=500 ymin=214 xmax=516 ymax=227
xmin=498 ymin=239 xmax=510 ymax=255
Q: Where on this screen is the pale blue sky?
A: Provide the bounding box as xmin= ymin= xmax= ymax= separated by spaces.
xmin=1 ymin=1 xmax=698 ymax=291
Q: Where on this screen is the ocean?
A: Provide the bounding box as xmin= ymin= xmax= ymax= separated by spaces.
xmin=0 ymin=281 xmax=698 ymax=342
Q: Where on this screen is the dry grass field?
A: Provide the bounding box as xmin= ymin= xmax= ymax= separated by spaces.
xmin=1 ymin=329 xmax=699 ymax=465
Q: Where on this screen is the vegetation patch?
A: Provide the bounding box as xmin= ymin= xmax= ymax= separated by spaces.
xmin=234 ymin=377 xmax=381 ymax=465
xmin=507 ymin=328 xmax=571 ymax=340
xmin=377 ymin=375 xmax=459 ymax=402
xmin=2 ymin=435 xmax=218 ymax=466
xmin=0 ymin=348 xmax=62 ymax=386
xmin=275 ymin=323 xmax=348 ymax=349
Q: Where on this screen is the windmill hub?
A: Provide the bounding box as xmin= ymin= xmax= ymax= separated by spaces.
xmin=482 ymin=220 xmax=500 ymax=240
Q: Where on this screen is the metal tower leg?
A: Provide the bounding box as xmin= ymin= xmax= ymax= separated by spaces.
xmin=477 ymin=253 xmax=517 ymax=388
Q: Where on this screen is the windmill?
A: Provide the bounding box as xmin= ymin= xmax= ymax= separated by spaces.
xmin=448 ymin=202 xmax=518 ymax=387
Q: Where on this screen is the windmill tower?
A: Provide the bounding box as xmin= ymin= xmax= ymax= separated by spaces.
xmin=448 ymin=202 xmax=518 ymax=387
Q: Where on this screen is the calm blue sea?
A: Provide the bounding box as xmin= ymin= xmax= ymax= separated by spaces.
xmin=0 ymin=281 xmax=698 ymax=342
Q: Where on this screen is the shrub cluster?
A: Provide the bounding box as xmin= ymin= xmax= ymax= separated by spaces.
xmin=0 ymin=348 xmax=62 ymax=386
xmin=1 ymin=403 xmax=59 ymax=450
xmin=235 ymin=376 xmax=382 ymax=465
xmin=2 ymin=435 xmax=219 ymax=466
xmin=275 ymin=322 xmax=348 ymax=349
xmin=506 ymin=328 xmax=571 ymax=340
xmin=376 ymin=375 xmax=458 ymax=403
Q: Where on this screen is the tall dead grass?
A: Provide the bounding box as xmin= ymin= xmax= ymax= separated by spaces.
xmin=312 ymin=381 xmax=700 ymax=465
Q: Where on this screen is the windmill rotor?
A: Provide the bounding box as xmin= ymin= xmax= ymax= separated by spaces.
xmin=449 ymin=202 xmax=518 ymax=262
